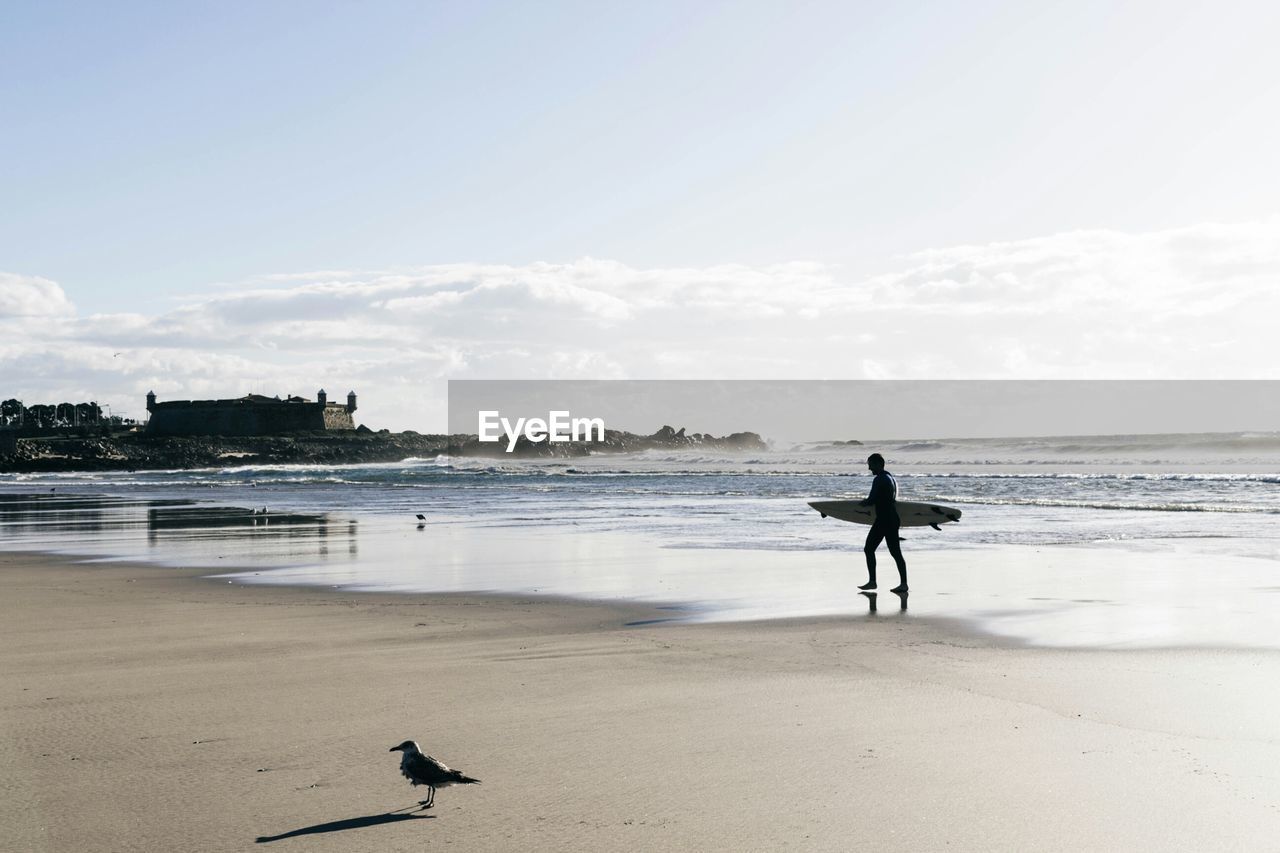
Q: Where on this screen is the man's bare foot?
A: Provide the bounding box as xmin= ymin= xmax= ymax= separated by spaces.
xmin=890 ymin=585 xmax=908 ymax=593
xmin=858 ymin=581 xmax=877 ymax=590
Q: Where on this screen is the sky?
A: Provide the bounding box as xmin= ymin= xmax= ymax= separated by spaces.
xmin=2 ymin=1 xmax=1279 ymax=430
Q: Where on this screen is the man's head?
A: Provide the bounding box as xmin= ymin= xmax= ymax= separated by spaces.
xmin=867 ymin=453 xmax=885 ymax=473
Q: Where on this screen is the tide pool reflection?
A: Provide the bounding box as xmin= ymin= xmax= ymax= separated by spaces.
xmin=1 ymin=493 xmax=356 ymax=566
xmin=859 ymin=590 xmax=909 ymax=615
xmin=0 ymin=493 xmax=189 ymax=535
xmin=143 ymin=505 xmax=357 ymax=561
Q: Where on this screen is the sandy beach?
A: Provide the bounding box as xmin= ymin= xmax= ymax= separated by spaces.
xmin=7 ymin=0 xmax=1279 ymax=846
xmin=5 ymin=551 xmax=1280 ymax=852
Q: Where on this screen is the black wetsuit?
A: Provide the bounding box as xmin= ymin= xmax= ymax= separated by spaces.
xmin=860 ymin=470 xmax=906 ymax=583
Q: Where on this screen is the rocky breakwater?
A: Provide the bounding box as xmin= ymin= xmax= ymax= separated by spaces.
xmin=0 ymin=429 xmax=461 ymax=473
xmin=0 ymin=424 xmax=768 ymax=472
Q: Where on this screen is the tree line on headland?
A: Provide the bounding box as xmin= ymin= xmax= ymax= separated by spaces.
xmin=2 ymin=399 xmax=138 ymax=431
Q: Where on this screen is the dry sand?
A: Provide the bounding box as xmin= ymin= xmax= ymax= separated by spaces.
xmin=4 ymin=551 xmax=1280 ymax=852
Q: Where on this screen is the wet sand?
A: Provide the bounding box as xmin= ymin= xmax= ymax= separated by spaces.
xmin=6 ymin=492 xmax=1280 ymax=648
xmin=5 ymin=552 xmax=1280 ymax=851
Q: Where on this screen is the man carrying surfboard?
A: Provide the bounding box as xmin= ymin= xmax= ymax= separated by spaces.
xmin=858 ymin=453 xmax=907 ymax=593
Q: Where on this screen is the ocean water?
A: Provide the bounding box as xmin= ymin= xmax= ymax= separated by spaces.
xmin=3 ymin=431 xmax=1280 ymax=647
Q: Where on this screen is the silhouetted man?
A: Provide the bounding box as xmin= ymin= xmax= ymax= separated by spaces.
xmin=858 ymin=453 xmax=907 ymax=593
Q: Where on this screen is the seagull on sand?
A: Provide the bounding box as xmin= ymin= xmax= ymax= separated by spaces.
xmin=389 ymin=740 xmax=480 ymax=808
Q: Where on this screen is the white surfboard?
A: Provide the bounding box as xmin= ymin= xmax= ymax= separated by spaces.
xmin=808 ymin=499 xmax=962 ymax=529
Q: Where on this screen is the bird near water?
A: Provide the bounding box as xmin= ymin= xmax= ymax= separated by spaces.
xmin=389 ymin=740 xmax=480 ymax=808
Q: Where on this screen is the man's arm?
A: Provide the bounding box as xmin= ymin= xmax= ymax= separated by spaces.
xmin=859 ymin=475 xmax=883 ymax=507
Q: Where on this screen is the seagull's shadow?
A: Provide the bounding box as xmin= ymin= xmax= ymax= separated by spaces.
xmin=256 ymin=809 xmax=433 ymax=843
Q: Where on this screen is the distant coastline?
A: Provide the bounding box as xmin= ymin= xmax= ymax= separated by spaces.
xmin=0 ymin=424 xmax=767 ymax=473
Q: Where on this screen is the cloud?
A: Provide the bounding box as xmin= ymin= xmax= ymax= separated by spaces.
xmin=3 ymin=219 xmax=1278 ymax=429
xmin=0 ymin=273 xmax=75 ymax=317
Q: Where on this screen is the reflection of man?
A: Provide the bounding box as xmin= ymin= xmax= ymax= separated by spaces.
xmin=858 ymin=453 xmax=907 ymax=593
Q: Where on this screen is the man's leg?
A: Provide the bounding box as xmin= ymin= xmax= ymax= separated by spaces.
xmin=861 ymin=525 xmax=885 ymax=590
xmin=885 ymin=526 xmax=907 ymax=592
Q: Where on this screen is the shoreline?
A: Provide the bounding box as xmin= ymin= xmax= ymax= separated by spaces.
xmin=5 ymin=550 xmax=1280 ymax=851
xmin=7 ymin=526 xmax=1280 ymax=651
xmin=15 ymin=540 xmax=1280 ymax=654
xmin=0 ymin=541 xmax=1008 ymax=648
xmin=3 ymin=472 xmax=1279 ymax=651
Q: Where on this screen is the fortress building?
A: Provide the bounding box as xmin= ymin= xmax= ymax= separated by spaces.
xmin=145 ymin=389 xmax=358 ymax=436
